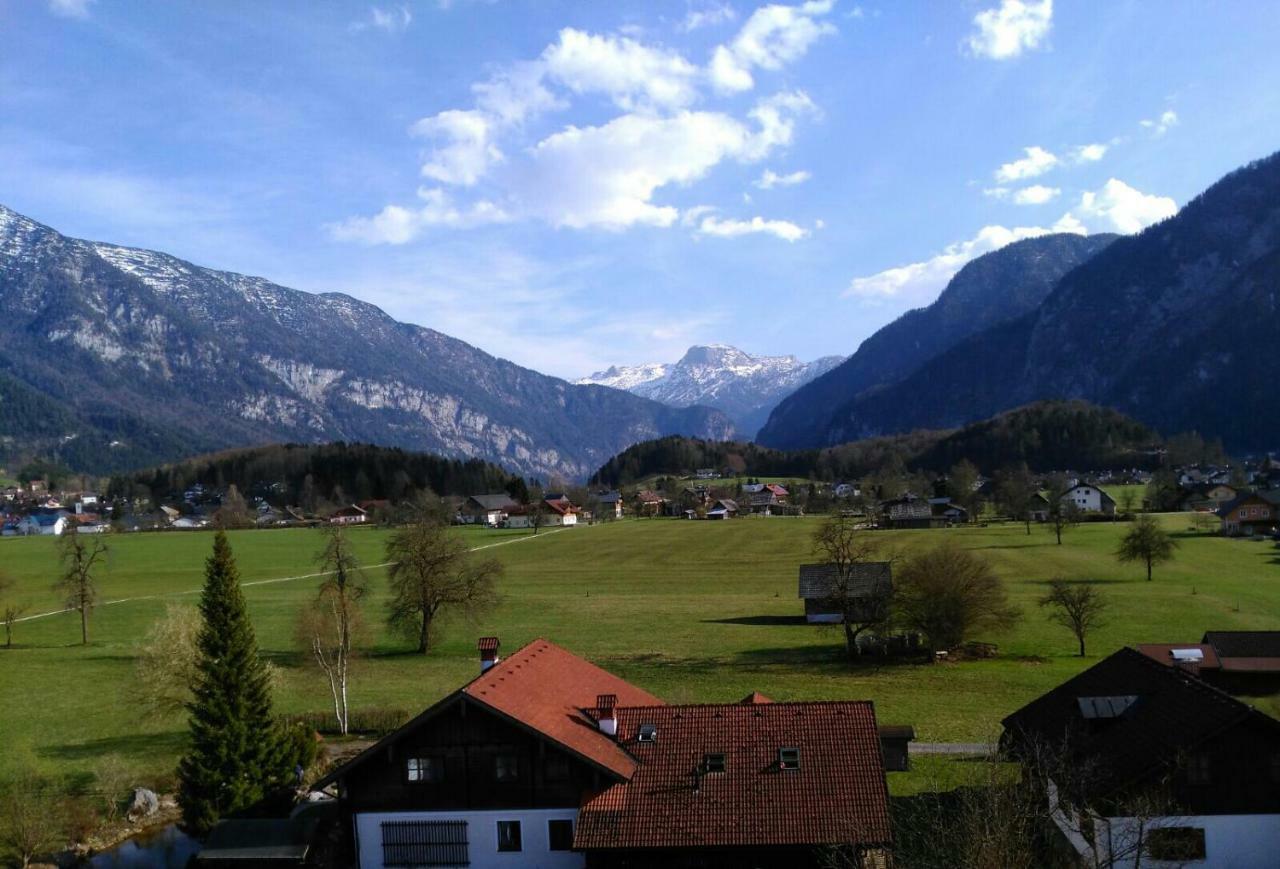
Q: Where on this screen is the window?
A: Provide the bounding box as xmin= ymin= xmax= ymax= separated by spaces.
xmin=638 ymin=723 xmax=657 ymax=743
xmin=1186 ymin=753 xmax=1211 ymax=785
xmin=548 ymin=819 xmax=574 ymax=851
xmin=779 ymin=747 xmax=801 ymax=770
xmin=495 ymin=753 xmax=519 ymax=782
xmin=1146 ymin=827 xmax=1206 ymax=861
xmin=406 ymin=756 xmax=443 ymax=783
xmin=496 ymin=821 xmax=522 ymax=852
xmin=702 ymin=752 xmax=727 ymax=773
xmin=381 ymin=820 xmax=468 ymax=867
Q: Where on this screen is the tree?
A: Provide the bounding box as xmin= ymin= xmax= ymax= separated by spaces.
xmin=133 ymin=603 xmax=203 ymax=717
xmin=1039 ymin=580 xmax=1108 ymax=656
xmin=893 ymin=541 xmax=1020 ymax=652
xmin=0 ymin=570 xmax=26 ymax=648
xmin=299 ymin=526 xmax=367 ymax=734
xmin=1116 ymin=487 xmax=1138 ymax=516
xmin=214 ymin=484 xmax=252 ymax=529
xmin=1145 ymin=468 xmax=1181 ymax=512
xmin=811 ymin=515 xmax=891 ymax=662
xmin=994 ymin=463 xmax=1037 ymax=534
xmin=527 ymin=485 xmax=547 ymax=535
xmin=946 ymin=460 xmax=980 ymax=523
xmin=54 ymin=529 xmax=108 ymax=645
xmin=1117 ymin=514 xmax=1178 ymax=581
xmin=385 ymin=519 xmax=502 ymax=653
xmin=1044 ymin=477 xmax=1080 ymax=545
xmin=0 ymin=763 xmax=65 ymax=869
xmin=178 ymin=532 xmax=289 ymax=835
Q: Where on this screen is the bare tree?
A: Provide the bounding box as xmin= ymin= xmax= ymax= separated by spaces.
xmin=0 ymin=570 xmax=26 ymax=648
xmin=1039 ymin=579 xmax=1108 ymax=656
xmin=1117 ymin=487 xmax=1138 ymax=516
xmin=0 ymin=764 xmax=65 ymax=869
xmin=1117 ymin=514 xmax=1178 ymax=581
xmin=133 ymin=603 xmax=203 ymax=717
xmin=299 ymin=525 xmax=367 ymax=734
xmin=54 ymin=529 xmax=108 ymax=645
xmin=1045 ymin=480 xmax=1081 ymax=545
xmin=811 ymin=515 xmax=891 ymax=662
xmin=947 ymin=460 xmax=981 ymax=523
xmin=994 ymin=463 xmax=1038 ymax=534
xmin=385 ymin=519 xmax=502 ymax=653
xmin=893 ymin=541 xmax=1020 ymax=652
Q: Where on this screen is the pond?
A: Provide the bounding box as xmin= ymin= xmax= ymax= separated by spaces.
xmin=88 ymin=825 xmax=201 ymax=868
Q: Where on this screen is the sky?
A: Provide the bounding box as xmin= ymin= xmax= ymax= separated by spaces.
xmin=3 ymin=1 xmax=1279 ymax=379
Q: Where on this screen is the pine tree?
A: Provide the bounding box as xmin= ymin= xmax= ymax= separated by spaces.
xmin=178 ymin=532 xmax=288 ymax=834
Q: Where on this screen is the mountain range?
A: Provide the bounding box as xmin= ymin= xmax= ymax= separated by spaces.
xmin=0 ymin=205 xmax=733 ymax=481
xmin=576 ymin=344 xmax=843 ymax=435
xmin=761 ymin=150 xmax=1280 ymax=453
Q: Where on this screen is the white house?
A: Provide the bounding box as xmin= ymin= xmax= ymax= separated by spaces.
xmin=1060 ymin=483 xmax=1116 ymax=516
xmin=16 ymin=513 xmax=69 ymax=536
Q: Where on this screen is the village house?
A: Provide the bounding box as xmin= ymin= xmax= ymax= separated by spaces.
xmin=597 ymin=491 xmax=623 ymax=520
xmin=1215 ymin=490 xmax=1280 ymax=536
xmin=881 ymin=494 xmax=938 ymax=529
xmin=797 ymin=562 xmax=892 ymax=625
xmin=1059 ymin=483 xmax=1117 ymax=516
xmin=1027 ymin=492 xmax=1051 ymax=522
xmin=329 ymin=504 xmax=369 ymax=525
xmin=315 ymin=638 xmax=893 ymax=869
xmin=15 ymin=511 xmax=70 ymax=536
xmin=1178 ymin=483 xmax=1238 ymax=512
xmin=927 ymin=496 xmax=968 ymax=525
xmin=460 ymin=494 xmax=519 ymax=527
xmin=1139 ymin=632 xmax=1280 ymax=694
xmin=706 ymin=498 xmax=738 ymax=519
xmin=632 ymin=490 xmax=666 ymax=517
xmin=505 ymin=499 xmax=580 ymax=529
xmin=1002 ymin=647 xmax=1280 ymax=868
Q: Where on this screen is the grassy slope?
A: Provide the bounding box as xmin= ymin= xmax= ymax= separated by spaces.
xmin=1 ymin=516 xmax=1277 ymax=789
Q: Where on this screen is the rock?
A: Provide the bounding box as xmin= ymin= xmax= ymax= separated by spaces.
xmin=127 ymin=787 xmax=159 ymax=819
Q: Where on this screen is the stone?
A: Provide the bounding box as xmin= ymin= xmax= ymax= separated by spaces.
xmin=127 ymin=787 xmax=159 ymax=819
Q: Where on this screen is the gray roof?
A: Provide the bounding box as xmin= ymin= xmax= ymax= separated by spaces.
xmin=798 ymin=562 xmax=892 ymax=600
xmin=467 ymin=493 xmax=517 ymax=511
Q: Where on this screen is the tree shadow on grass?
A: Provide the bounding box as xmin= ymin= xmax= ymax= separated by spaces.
xmin=1026 ymin=577 xmax=1133 ymax=586
xmin=41 ymin=729 xmax=187 ymax=762
xmin=701 ymin=615 xmax=809 ymax=627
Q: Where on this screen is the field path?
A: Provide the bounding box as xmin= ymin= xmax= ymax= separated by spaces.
xmin=15 ymin=526 xmax=575 ymax=625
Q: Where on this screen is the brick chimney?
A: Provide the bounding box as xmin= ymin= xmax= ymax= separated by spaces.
xmin=596 ymin=694 xmax=618 ymax=737
xmin=478 ymin=636 xmax=500 ymax=673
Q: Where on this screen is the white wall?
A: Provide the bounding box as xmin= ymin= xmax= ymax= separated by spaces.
xmin=355 ymin=808 xmax=584 ymax=869
xmin=1095 ymin=814 xmax=1280 ymax=869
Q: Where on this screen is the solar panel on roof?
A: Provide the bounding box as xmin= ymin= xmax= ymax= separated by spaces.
xmin=1077 ymin=695 xmax=1139 ymax=719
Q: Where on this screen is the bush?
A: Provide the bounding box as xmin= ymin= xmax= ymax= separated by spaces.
xmin=281 ymin=707 xmax=411 ymax=736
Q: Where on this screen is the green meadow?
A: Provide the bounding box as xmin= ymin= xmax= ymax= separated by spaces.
xmin=2 ymin=515 xmax=1278 ymax=792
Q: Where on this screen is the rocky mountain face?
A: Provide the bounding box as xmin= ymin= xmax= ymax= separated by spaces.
xmin=0 ymin=205 xmax=733 ymax=480
xmin=577 ymin=344 xmax=843 ymax=435
xmin=757 ymin=232 xmax=1118 ymax=448
xmin=764 ymin=150 xmax=1280 ymax=453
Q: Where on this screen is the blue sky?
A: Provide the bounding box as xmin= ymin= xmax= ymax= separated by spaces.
xmin=3 ymin=1 xmax=1279 ymax=378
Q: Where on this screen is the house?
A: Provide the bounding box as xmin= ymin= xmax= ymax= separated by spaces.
xmin=329 ymin=504 xmax=368 ymax=525
xmin=172 ymin=516 xmax=209 ymax=530
xmin=741 ymin=483 xmax=765 ymax=495
xmin=798 ymin=562 xmax=892 ymax=624
xmin=1216 ymin=490 xmax=1280 ymax=536
xmin=1001 ymin=647 xmax=1280 ymax=869
xmin=315 ymin=638 xmax=893 ymax=869
xmin=1178 ymin=483 xmax=1238 ymax=512
xmin=834 ymin=482 xmax=860 ymax=499
xmin=1059 ymin=483 xmax=1116 ymax=516
xmin=706 ymin=498 xmax=738 ymax=519
xmin=927 ymin=497 xmax=968 ymax=524
xmin=1028 ymin=492 xmax=1051 ymax=522
xmin=694 ymin=468 xmax=718 ymax=480
xmin=764 ymin=483 xmax=788 ymax=501
xmin=597 ymin=491 xmax=623 ymax=520
xmin=15 ymin=512 xmax=70 ymax=536
xmin=1201 ymin=631 xmax=1280 ymax=692
xmin=748 ymin=490 xmax=781 ymax=515
xmin=632 ymin=490 xmax=666 ymax=517
xmin=881 ymin=494 xmax=939 ymax=529
xmin=461 ymin=494 xmax=519 ymax=526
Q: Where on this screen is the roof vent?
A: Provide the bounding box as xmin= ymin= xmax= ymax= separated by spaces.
xmin=637 ymin=723 xmax=657 ymax=743
xmin=596 ymin=694 xmax=618 ymax=737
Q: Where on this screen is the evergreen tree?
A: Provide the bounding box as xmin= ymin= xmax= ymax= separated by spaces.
xmin=178 ymin=532 xmax=288 ymax=834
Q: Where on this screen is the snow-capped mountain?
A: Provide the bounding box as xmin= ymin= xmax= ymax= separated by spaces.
xmin=0 ymin=204 xmax=733 ymax=479
xmin=577 ymin=344 xmax=844 ymax=437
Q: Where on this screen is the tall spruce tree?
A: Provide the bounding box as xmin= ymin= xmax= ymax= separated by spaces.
xmin=178 ymin=532 xmax=287 ymax=834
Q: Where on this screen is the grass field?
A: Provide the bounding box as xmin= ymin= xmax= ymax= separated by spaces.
xmin=2 ymin=514 xmax=1278 ymax=793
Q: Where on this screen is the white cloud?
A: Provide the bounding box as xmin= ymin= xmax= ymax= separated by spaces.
xmin=1011 ymin=184 xmax=1060 ymax=205
xmin=541 ymin=29 xmax=701 ymax=110
xmin=1071 ymin=143 xmax=1108 ymax=163
xmin=1068 ymin=178 xmax=1176 ymax=234
xmin=966 ymin=0 xmax=1053 ymax=60
xmin=755 ymin=168 xmax=812 ymax=189
xmin=411 ymin=110 xmax=503 ymax=186
xmin=1140 ymin=109 xmax=1179 ymax=137
xmin=681 ymin=204 xmax=720 ymax=226
xmin=327 ymin=188 xmax=508 ymax=244
xmin=682 ymin=1 xmax=738 ymax=32
xmin=983 ymin=187 xmax=1009 ymax=200
xmin=351 ymin=4 xmax=413 ymax=33
xmin=994 ymin=145 xmax=1058 ymax=182
xmin=48 ymin=0 xmax=93 ymax=18
xmin=697 ymin=214 xmax=809 ymax=241
xmin=845 ymin=223 xmax=1072 ymax=304
xmin=709 ymin=1 xmax=837 ymax=93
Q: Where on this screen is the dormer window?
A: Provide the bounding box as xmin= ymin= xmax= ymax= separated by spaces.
xmin=702 ymin=753 xmax=726 ymax=773
xmin=779 ymin=747 xmax=801 ymax=770
xmin=638 ymin=724 xmax=657 ymax=743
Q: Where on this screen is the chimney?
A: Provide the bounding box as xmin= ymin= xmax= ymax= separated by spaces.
xmin=596 ymin=694 xmax=618 ymax=737
xmin=478 ymin=636 xmax=500 ymax=673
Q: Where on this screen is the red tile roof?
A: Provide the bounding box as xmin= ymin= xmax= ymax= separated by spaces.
xmin=739 ymin=691 xmax=773 ymax=704
xmin=1134 ymin=643 xmax=1221 ymax=670
xmin=574 ymin=701 xmax=892 ymax=850
xmin=462 ymin=639 xmax=663 ymax=779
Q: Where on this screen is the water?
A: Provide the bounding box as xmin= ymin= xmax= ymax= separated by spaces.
xmin=89 ymin=825 xmax=201 ymax=869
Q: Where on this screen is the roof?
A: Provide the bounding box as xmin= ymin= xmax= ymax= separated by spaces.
xmin=798 ymin=562 xmax=892 ymax=600
xmin=574 ymin=701 xmax=892 ymax=851
xmin=1001 ymin=647 xmax=1278 ymax=795
xmin=1202 ymin=630 xmax=1280 ymax=661
xmin=877 ymin=724 xmax=916 ymax=741
xmin=195 ymin=818 xmax=317 ymax=863
xmin=1062 ymin=483 xmax=1116 ymax=504
xmin=764 ymin=483 xmax=789 ymax=496
xmin=466 ymin=493 xmax=517 ymax=511
xmin=1135 ymin=643 xmax=1221 ymax=670
xmin=636 ymin=490 xmax=665 ymax=503
xmin=544 ymin=499 xmax=577 ymax=515
xmin=1215 ymin=489 xmax=1280 ymax=517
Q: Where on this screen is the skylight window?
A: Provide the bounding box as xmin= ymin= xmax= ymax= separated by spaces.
xmin=702 ymin=752 xmax=726 ymax=773
xmin=638 ymin=723 xmax=657 ymax=743
xmin=779 ymin=747 xmax=801 ymax=770
xmin=1171 ymin=648 xmax=1204 ymax=663
xmin=1077 ymin=695 xmax=1138 ymax=719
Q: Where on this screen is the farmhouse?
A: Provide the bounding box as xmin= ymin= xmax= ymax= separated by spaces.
xmin=1215 ymin=490 xmax=1280 ymax=536
xmin=14 ymin=511 xmax=70 ymax=536
xmin=1059 ymin=483 xmax=1116 ymax=516
xmin=706 ymin=498 xmax=738 ymax=519
xmin=1028 ymin=492 xmax=1051 ymax=522
xmin=316 ymin=638 xmax=893 ymax=869
xmin=632 ymin=490 xmax=666 ymax=517
xmin=461 ymin=494 xmax=518 ymax=526
xmin=1002 ymin=647 xmax=1280 ymax=869
xmin=597 ymin=491 xmax=623 ymax=520
xmin=881 ymin=494 xmax=938 ymax=529
xmin=329 ymin=504 xmax=368 ymax=525
xmin=797 ymin=562 xmax=892 ymax=624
